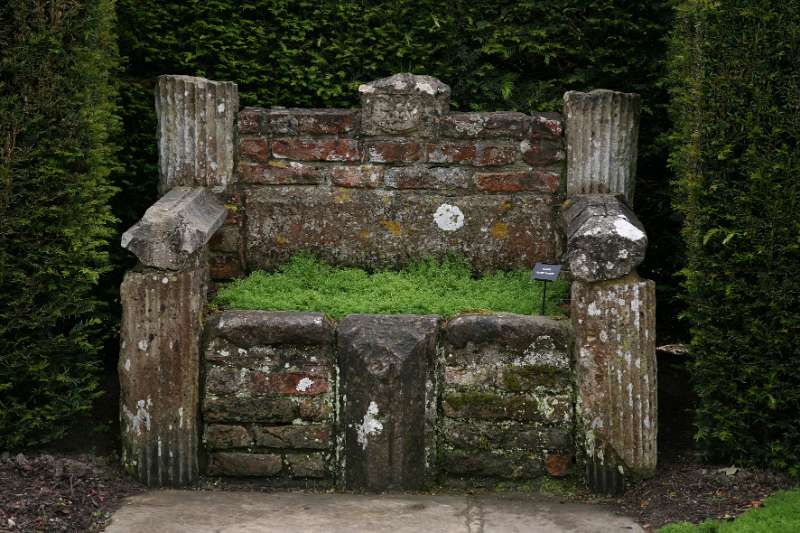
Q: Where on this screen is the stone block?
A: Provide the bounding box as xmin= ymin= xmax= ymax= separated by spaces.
xmin=252 ymin=425 xmax=331 ymax=450
xmin=425 ymin=143 xmax=477 ymax=164
xmin=207 ymin=452 xmax=283 ymax=477
xmin=155 ymin=75 xmax=238 ymax=193
xmin=244 ymin=186 xmax=561 ymax=273
xmin=337 ymin=314 xmax=440 ymax=491
xmin=330 ymin=165 xmax=384 ymax=188
xmin=562 ymin=194 xmax=647 ymax=282
xmin=207 ymin=311 xmax=334 ymax=348
xmin=286 ymin=453 xmax=327 ymax=478
xmin=442 ymin=391 xmax=571 ymax=424
xmin=209 ymin=254 xmax=243 ymax=280
xmin=440 ymin=448 xmax=543 ymax=480
xmin=572 ymin=273 xmax=657 ymax=477
xmin=271 ymin=138 xmax=360 ymax=161
xmin=359 ymin=73 xmax=450 ymax=138
xmin=382 ymin=166 xmax=473 ymax=190
xmin=205 ymin=425 xmax=252 ymax=449
xmin=564 ymin=89 xmax=640 ymax=204
xmin=121 ymin=187 xmax=226 ymax=270
xmin=440 ymin=112 xmax=531 ymax=140
xmin=238 ymin=107 xmax=267 ymax=135
xmin=118 ymin=255 xmax=207 ymax=486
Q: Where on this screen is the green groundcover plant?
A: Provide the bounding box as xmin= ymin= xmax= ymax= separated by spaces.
xmin=658 ymin=488 xmax=800 ymax=533
xmin=214 ymin=254 xmax=568 ymax=319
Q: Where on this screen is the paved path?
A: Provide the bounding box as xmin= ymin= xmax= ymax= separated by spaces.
xmin=104 ymin=490 xmax=643 ymax=533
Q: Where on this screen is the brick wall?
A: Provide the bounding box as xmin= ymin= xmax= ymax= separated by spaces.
xmin=202 ymin=311 xmax=336 ymax=487
xmin=209 ymin=74 xmax=565 ymax=278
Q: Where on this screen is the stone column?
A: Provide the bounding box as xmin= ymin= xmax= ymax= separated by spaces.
xmin=119 ymin=188 xmax=226 ymax=486
xmin=155 ymin=75 xmax=239 ymax=194
xmin=572 ymin=274 xmax=657 ymax=490
xmin=563 ymin=90 xmax=640 ymax=205
xmin=119 ymin=253 xmax=207 ymax=486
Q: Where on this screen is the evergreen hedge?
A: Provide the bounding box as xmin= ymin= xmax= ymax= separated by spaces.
xmin=0 ymin=0 xmax=120 ymax=449
xmin=115 ymin=1 xmax=679 ymax=335
xmin=670 ymin=1 xmax=800 ymax=474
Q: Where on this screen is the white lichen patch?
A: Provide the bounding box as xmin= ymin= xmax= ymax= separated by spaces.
xmin=613 ymin=215 xmax=646 ymax=241
xmin=521 ymin=336 xmax=569 ymax=369
xmin=296 ymin=377 xmax=315 ymax=392
xmin=416 ymin=81 xmax=435 ymax=95
xmin=433 ymin=203 xmax=464 ymax=231
xmin=123 ymin=398 xmax=153 ymax=436
xmin=124 ymin=358 xmax=131 ymax=371
xmin=137 ymin=339 xmax=149 ymax=352
xmin=356 ymin=401 xmax=383 ymax=450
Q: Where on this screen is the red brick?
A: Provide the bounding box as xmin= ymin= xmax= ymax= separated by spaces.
xmin=210 ymin=254 xmax=244 ymax=280
xmin=364 ymin=141 xmax=422 ymax=163
xmin=531 ymin=112 xmax=563 ymax=137
xmin=475 ymin=170 xmax=560 ymax=193
xmin=250 ymin=372 xmax=329 ymax=396
xmin=425 ymin=143 xmax=476 ymax=164
xmin=521 ymin=135 xmax=565 ymax=166
xmin=545 ymin=453 xmax=571 ymax=478
xmin=239 ymin=137 xmax=269 ymax=162
xmin=238 ymin=107 xmax=267 ymax=134
xmin=272 ymin=138 xmax=360 ymax=161
xmin=239 ymin=161 xmax=324 ymax=185
xmin=330 ymin=165 xmax=383 ymax=188
xmin=268 ymin=109 xmax=357 ymax=136
xmin=474 ymin=144 xmax=517 ymax=167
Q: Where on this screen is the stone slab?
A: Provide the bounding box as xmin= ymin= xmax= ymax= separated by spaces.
xmin=104 ymin=490 xmax=644 ymax=533
xmin=244 ymin=186 xmax=561 ymax=272
xmin=121 ymin=187 xmax=226 ymax=270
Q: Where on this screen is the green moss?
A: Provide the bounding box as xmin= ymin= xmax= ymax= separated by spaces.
xmin=502 ymin=365 xmax=567 ymax=391
xmin=214 ymin=254 xmax=568 ymax=319
xmin=445 ymin=391 xmax=542 ymax=422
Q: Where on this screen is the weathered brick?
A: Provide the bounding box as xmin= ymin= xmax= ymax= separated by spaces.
xmin=286 ymin=453 xmax=327 ymax=478
xmin=238 ymin=161 xmax=324 ymax=185
xmin=268 ymin=108 xmax=357 ymax=136
xmin=425 ymin=143 xmax=476 ymax=164
xmin=443 ymin=391 xmax=571 ymax=423
xmin=383 ymin=166 xmax=472 ymax=190
xmin=440 ymin=112 xmax=531 ymax=140
xmin=364 ymin=141 xmax=423 ymax=163
xmin=520 ymin=135 xmax=564 ymax=166
xmin=207 ymin=311 xmax=335 ymax=348
xmin=441 ymin=448 xmax=543 ymax=479
xmin=250 ymin=372 xmax=328 ymax=396
xmin=298 ymin=398 xmax=333 ymax=421
xmin=252 ymin=425 xmax=331 ymax=449
xmin=209 ymin=224 xmax=239 ymax=254
xmin=531 ymin=112 xmax=563 ymax=137
xmin=209 ymin=254 xmax=243 ymax=280
xmin=239 ymin=137 xmax=270 ymax=162
xmin=475 ymin=170 xmax=560 ymax=193
xmin=238 ymin=107 xmax=268 ymax=135
xmin=474 ymin=144 xmax=517 ymax=167
xmin=207 ymin=452 xmax=282 ymax=477
xmin=272 ymin=138 xmax=360 ymax=161
xmin=330 ymin=165 xmax=383 ymax=188
xmin=545 ymin=453 xmax=571 ymax=477
xmin=204 ymin=396 xmax=298 ymax=424
xmin=205 ymin=424 xmax=252 ymax=449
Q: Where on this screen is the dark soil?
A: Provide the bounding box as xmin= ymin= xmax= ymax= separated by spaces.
xmin=0 ymin=453 xmax=143 ymax=533
xmin=610 ymin=349 xmax=797 ymax=530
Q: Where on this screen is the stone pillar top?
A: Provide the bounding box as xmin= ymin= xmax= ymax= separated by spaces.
xmin=359 ymin=73 xmax=450 ymax=138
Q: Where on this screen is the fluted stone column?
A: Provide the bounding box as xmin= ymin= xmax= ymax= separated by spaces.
xmin=155 ymin=75 xmax=239 ymax=194
xmin=119 ymin=253 xmax=208 ymax=486
xmin=564 ymin=90 xmax=640 ymax=205
xmin=572 ymin=274 xmax=657 ymax=491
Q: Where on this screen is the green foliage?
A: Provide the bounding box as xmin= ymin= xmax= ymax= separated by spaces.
xmin=214 ymin=254 xmax=567 ymax=319
xmin=114 ymin=0 xmax=678 ymax=332
xmin=0 ymin=0 xmax=120 ymax=449
xmin=669 ymin=2 xmax=800 ymax=473
xmin=658 ymin=488 xmax=800 ymax=532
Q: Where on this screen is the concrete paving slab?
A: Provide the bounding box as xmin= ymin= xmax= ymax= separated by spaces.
xmin=103 ymin=490 xmax=643 ymax=533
